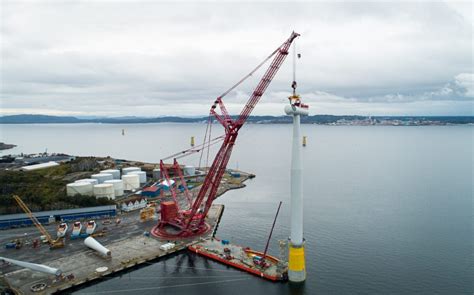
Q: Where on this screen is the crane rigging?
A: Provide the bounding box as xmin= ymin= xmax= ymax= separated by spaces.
xmin=153 ymin=32 xmax=300 ymax=238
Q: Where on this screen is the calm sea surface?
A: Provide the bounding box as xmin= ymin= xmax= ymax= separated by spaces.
xmin=1 ymin=124 xmax=472 ymax=294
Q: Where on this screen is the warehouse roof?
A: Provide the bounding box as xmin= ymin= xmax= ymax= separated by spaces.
xmin=20 ymin=161 xmax=59 ymax=171
xmin=0 ymin=205 xmax=117 ymax=221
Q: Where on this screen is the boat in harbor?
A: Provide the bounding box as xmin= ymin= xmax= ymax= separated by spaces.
xmin=188 ymin=201 xmax=287 ymax=281
xmin=71 ymin=221 xmax=82 ymax=236
xmin=56 ymin=223 xmax=68 ymax=238
xmin=85 ymin=220 xmax=97 ymax=235
xmin=189 ymin=238 xmax=288 ymax=281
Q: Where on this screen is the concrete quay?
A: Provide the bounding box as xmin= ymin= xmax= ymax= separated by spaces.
xmin=1 ymin=204 xmax=224 ymax=295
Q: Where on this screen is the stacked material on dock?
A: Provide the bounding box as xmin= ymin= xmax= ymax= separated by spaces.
xmin=75 ymin=178 xmax=99 ymax=185
xmin=153 ymin=168 xmax=161 ymax=179
xmin=104 ymin=179 xmax=124 ymax=197
xmin=91 ymin=173 xmax=114 ymax=184
xmin=160 ymin=243 xmax=175 ymax=251
xmin=129 ymin=171 xmax=147 ymax=184
xmin=122 ymin=174 xmax=140 ymax=190
xmin=122 ymin=167 xmax=141 ymax=175
xmin=67 ymin=182 xmax=93 ymax=196
xmin=100 ymin=169 xmax=121 ymax=179
xmin=93 ymin=184 xmax=115 ymax=200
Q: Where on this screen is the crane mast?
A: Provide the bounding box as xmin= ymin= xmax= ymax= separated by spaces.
xmin=155 ymin=32 xmax=300 ymax=237
xmin=13 ymin=195 xmax=64 ymax=249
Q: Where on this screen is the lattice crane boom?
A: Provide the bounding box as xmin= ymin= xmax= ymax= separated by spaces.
xmin=13 ymin=195 xmax=53 ymax=242
xmin=155 ymin=32 xmax=299 ymax=237
xmin=173 ymin=159 xmax=193 ymax=208
xmin=184 ymin=32 xmax=300 ymax=233
xmin=13 ymin=195 xmax=64 ymax=248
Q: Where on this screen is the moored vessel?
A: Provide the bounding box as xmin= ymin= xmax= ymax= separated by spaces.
xmin=71 ymin=221 xmax=82 ymax=236
xmin=189 ymin=238 xmax=288 ymax=281
xmin=56 ymin=223 xmax=68 ymax=238
xmin=85 ymin=220 xmax=97 ymax=235
xmin=188 ymin=202 xmax=286 ymax=281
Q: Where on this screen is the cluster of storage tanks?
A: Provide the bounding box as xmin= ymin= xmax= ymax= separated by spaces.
xmin=151 ymin=165 xmax=196 ymax=179
xmin=66 ymin=167 xmax=147 ymax=200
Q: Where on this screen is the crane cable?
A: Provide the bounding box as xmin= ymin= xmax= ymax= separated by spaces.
xmin=198 ymin=114 xmax=211 ymax=168
xmin=162 ymin=134 xmax=224 ymax=161
xmin=215 ymin=41 xmax=284 ymax=102
xmin=164 ymin=35 xmax=295 ymax=166
xmin=173 ymin=136 xmax=223 ymax=161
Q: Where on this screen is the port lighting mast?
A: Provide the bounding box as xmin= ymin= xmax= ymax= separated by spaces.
xmin=154 ymin=32 xmax=300 ymax=237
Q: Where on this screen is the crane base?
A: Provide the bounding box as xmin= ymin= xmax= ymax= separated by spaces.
xmin=150 ymin=222 xmax=211 ymax=239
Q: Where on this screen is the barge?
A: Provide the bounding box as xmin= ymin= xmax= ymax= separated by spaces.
xmin=189 ymin=201 xmax=287 ymax=282
xmin=189 ymin=238 xmax=288 ymax=281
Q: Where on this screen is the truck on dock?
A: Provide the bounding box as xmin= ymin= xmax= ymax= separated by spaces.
xmin=159 ymin=243 xmax=175 ymax=251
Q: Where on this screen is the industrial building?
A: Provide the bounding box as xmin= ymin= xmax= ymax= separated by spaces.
xmin=120 ymin=197 xmax=147 ymax=212
xmin=0 ymin=205 xmax=117 ymax=230
xmin=141 ymin=186 xmax=160 ymax=197
xmin=20 ymin=161 xmax=59 ymax=171
xmin=16 ymin=155 xmax=76 ymax=165
xmin=159 ymin=179 xmax=175 ymax=191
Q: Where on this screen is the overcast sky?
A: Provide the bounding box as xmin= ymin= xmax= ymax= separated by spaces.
xmin=0 ymin=1 xmax=472 ymax=117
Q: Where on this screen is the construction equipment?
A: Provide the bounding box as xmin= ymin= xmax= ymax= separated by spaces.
xmin=154 ymin=32 xmax=300 ymax=237
xmin=140 ymin=207 xmax=155 ymax=222
xmin=262 ymin=201 xmax=282 ymax=261
xmin=13 ymin=195 xmax=65 ymax=249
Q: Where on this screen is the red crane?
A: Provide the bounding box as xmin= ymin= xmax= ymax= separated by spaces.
xmin=158 ymin=159 xmax=193 ymax=210
xmin=153 ymin=32 xmax=300 ymax=237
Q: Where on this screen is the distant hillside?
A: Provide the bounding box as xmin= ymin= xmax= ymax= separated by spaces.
xmin=0 ymin=114 xmax=83 ymax=124
xmin=0 ymin=114 xmax=473 ymax=125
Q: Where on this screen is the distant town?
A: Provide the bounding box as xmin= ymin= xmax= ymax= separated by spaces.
xmin=0 ymin=114 xmax=473 ymax=125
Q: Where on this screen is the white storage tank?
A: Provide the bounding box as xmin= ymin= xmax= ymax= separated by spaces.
xmin=129 ymin=171 xmax=146 ymax=184
xmin=122 ymin=174 xmax=140 ymax=190
xmin=93 ymin=183 xmax=115 ymax=200
xmin=100 ymin=169 xmax=120 ymax=179
xmin=184 ymin=166 xmax=196 ymax=176
xmin=74 ymin=178 xmax=99 ymax=185
xmin=104 ymin=179 xmax=124 ymax=197
xmin=122 ymin=167 xmax=141 ymax=175
xmin=67 ymin=182 xmax=93 ymax=196
xmin=91 ymin=173 xmax=113 ymax=184
xmin=153 ymin=168 xmax=161 ymax=179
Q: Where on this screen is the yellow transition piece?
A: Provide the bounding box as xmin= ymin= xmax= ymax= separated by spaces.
xmin=288 ymin=244 xmax=306 ymax=272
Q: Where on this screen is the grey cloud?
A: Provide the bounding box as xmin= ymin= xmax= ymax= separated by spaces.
xmin=1 ymin=1 xmax=473 ymax=116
